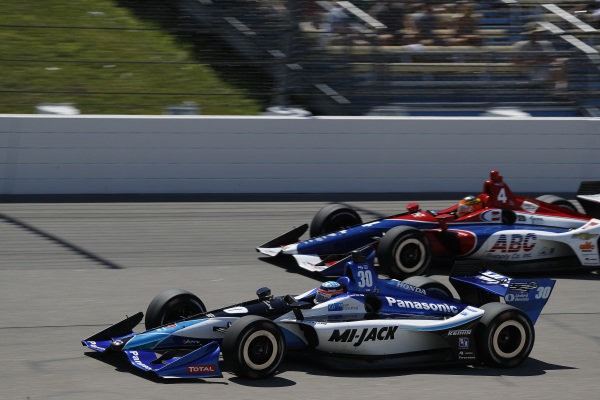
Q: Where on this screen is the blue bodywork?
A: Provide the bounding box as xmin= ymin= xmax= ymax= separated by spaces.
xmin=295 ymin=218 xmax=571 ymax=258
xmin=82 ymin=255 xmax=555 ymax=378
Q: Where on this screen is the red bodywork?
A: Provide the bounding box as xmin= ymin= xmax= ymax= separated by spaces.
xmin=387 ymin=170 xmax=590 ymax=258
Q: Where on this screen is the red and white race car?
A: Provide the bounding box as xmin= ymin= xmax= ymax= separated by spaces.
xmin=258 ymin=171 xmax=600 ymax=279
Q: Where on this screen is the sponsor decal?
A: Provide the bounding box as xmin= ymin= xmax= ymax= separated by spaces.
xmin=518 ymin=215 xmax=527 ymax=222
xmin=395 ymin=282 xmax=427 ymax=295
xmin=488 ymin=233 xmax=536 ymax=254
xmin=458 ymin=337 xmax=469 ymax=349
xmin=509 ymin=281 xmax=538 ymax=292
xmin=129 ymin=351 xmax=151 ymax=371
xmin=87 ymin=341 xmax=105 ymax=351
xmin=187 ymin=365 xmax=217 ymax=374
xmin=458 ymin=350 xmax=476 ymax=360
xmin=223 ymin=306 xmax=248 ymax=314
xmin=328 ymin=326 xmax=398 ymax=347
xmin=505 ymin=292 xmax=530 ymax=302
xmin=476 ymin=271 xmax=510 ymax=287
xmin=521 ymin=201 xmax=539 ymax=213
xmin=580 ymin=242 xmax=596 ymax=251
xmin=481 ymin=210 xmax=502 ymax=222
xmin=385 ymin=297 xmax=459 ymax=314
xmin=448 ymin=329 xmax=472 ymax=336
xmin=584 ymin=221 xmax=599 ymax=229
xmin=328 ymin=303 xmax=360 ymax=312
xmin=572 ymin=233 xmax=599 ymax=240
xmin=158 ymin=323 xmax=182 ymax=331
xmin=182 ymin=338 xmax=204 ymax=345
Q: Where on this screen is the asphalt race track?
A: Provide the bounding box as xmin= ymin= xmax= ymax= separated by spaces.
xmin=1 ymin=200 xmax=599 ymax=400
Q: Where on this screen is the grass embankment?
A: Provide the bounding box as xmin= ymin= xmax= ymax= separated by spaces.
xmin=0 ymin=0 xmax=263 ymax=114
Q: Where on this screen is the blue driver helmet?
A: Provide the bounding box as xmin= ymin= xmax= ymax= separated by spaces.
xmin=315 ymin=281 xmax=344 ymax=304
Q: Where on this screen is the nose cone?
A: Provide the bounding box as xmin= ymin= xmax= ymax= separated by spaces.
xmin=123 ymin=332 xmax=168 ymax=351
xmin=282 ymin=243 xmax=299 ymax=255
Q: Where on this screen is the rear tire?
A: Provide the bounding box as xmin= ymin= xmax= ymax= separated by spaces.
xmin=377 ymin=226 xmax=432 ymax=279
xmin=477 ymin=303 xmax=534 ymax=368
xmin=310 ymin=203 xmax=362 ymax=237
xmin=401 ymin=276 xmax=454 ymax=300
xmin=222 ymin=316 xmax=286 ymax=379
xmin=145 ymin=289 xmax=206 ymax=330
xmin=536 ymin=195 xmax=578 ymax=213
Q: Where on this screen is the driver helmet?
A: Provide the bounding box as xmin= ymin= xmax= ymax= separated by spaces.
xmin=457 ymin=195 xmax=483 ymax=218
xmin=315 ymin=281 xmax=344 ymax=304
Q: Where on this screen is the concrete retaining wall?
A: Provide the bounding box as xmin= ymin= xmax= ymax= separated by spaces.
xmin=1 ymin=115 xmax=598 ymax=195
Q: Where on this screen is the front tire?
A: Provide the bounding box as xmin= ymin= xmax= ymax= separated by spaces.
xmin=310 ymin=203 xmax=362 ymax=237
xmin=145 ymin=289 xmax=206 ymax=330
xmin=477 ymin=303 xmax=534 ymax=368
xmin=377 ymin=226 xmax=432 ymax=279
xmin=222 ymin=316 xmax=286 ymax=379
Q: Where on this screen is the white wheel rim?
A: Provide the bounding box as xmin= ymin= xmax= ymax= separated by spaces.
xmin=394 ymin=238 xmax=426 ymax=273
xmin=492 ymin=320 xmax=526 ymax=359
xmin=242 ymin=330 xmax=278 ymax=371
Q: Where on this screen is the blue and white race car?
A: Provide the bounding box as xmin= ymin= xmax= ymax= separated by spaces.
xmin=82 ymin=253 xmax=555 ymax=379
xmin=258 ymin=170 xmax=600 ymax=279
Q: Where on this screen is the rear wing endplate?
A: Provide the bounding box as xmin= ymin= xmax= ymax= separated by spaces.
xmin=452 ymin=271 xmax=555 ymax=324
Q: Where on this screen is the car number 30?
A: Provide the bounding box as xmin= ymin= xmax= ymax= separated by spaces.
xmin=357 ymin=270 xmax=374 ymax=288
xmin=535 ymin=286 xmax=552 ymax=299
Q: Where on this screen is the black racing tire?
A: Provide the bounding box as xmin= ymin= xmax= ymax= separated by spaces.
xmin=401 ymin=276 xmax=454 ymax=300
xmin=377 ymin=226 xmax=432 ymax=279
xmin=310 ymin=203 xmax=362 ymax=237
xmin=477 ymin=303 xmax=535 ymax=368
xmin=145 ymin=289 xmax=206 ymax=330
xmin=536 ymin=194 xmax=578 ymax=213
xmin=222 ymin=316 xmax=286 ymax=379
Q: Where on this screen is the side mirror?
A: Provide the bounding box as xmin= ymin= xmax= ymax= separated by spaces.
xmin=256 ymin=287 xmax=272 ymax=300
xmin=351 ymin=251 xmax=367 ymax=263
xmin=436 ymin=214 xmax=454 ymax=231
xmin=407 ymin=203 xmax=420 ymax=213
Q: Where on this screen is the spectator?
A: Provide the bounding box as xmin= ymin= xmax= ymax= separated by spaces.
xmin=447 ymin=2 xmax=482 ymax=46
xmin=403 ymin=2 xmax=443 ymax=46
xmin=369 ymin=1 xmax=406 ymax=46
xmin=513 ymin=25 xmax=568 ymax=91
xmin=319 ymin=5 xmax=350 ymax=46
xmin=571 ymin=1 xmax=600 ymax=29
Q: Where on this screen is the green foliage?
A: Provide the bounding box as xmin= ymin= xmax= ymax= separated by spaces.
xmin=0 ymin=0 xmax=263 ymax=114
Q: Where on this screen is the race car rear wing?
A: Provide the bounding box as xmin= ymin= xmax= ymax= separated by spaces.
xmin=577 ymin=181 xmax=600 ymax=218
xmin=451 ymin=271 xmax=555 ymax=324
